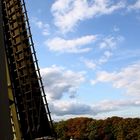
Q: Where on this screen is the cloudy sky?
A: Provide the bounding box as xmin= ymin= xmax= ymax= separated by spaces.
xmin=25 ymin=0 xmax=140 ymax=121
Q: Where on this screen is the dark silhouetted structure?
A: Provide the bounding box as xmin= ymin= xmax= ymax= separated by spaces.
xmin=0 ymin=0 xmax=56 ymax=139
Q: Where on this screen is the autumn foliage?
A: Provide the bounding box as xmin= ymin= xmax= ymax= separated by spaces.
xmin=54 ymin=117 xmax=140 ymax=140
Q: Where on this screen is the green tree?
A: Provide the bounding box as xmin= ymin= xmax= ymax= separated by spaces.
xmin=54 ymin=117 xmax=140 ymax=140
xmin=54 ymin=120 xmax=68 ymax=140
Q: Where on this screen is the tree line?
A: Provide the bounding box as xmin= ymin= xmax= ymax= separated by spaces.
xmin=54 ymin=116 xmax=140 ymax=140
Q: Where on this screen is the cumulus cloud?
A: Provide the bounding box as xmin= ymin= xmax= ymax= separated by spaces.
xmin=82 ymin=58 xmax=97 ymax=70
xmin=81 ymin=51 xmax=112 ymax=70
xmin=50 ymin=101 xmax=93 ymax=116
xmin=99 ymin=36 xmax=124 ymax=50
xmin=50 ymin=99 xmax=140 ymax=117
xmin=94 ymin=99 xmax=140 ymax=113
xmin=42 ymin=64 xmax=140 ymax=118
xmin=51 ymin=0 xmax=125 ymax=32
xmin=81 ymin=35 xmax=123 ymax=69
xmin=41 ymin=65 xmax=85 ymax=100
xmin=98 ymin=35 xmax=124 ymax=66
xmin=82 ymin=50 xmax=112 ymax=70
xmin=98 ymin=51 xmax=113 ymax=64
xmin=128 ymin=0 xmax=140 ymax=10
xmin=31 ymin=17 xmax=50 ymax=36
xmin=91 ymin=62 xmax=140 ymax=96
xmin=45 ymin=35 xmax=96 ymax=53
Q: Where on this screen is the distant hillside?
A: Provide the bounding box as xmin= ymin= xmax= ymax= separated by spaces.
xmin=54 ymin=117 xmax=140 ymax=140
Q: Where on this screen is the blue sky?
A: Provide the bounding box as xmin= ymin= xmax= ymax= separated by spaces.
xmin=25 ymin=0 xmax=140 ymax=121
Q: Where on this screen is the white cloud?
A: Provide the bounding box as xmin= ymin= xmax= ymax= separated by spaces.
xmin=45 ymin=35 xmax=96 ymax=53
xmin=50 ymin=101 xmax=93 ymax=116
xmin=91 ymin=62 xmax=140 ymax=96
xmin=99 ymin=36 xmax=124 ymax=50
xmin=51 ymin=0 xmax=125 ymax=32
xmin=111 ymin=49 xmax=140 ymax=62
xmin=50 ymin=99 xmax=140 ymax=117
xmin=94 ymin=99 xmax=140 ymax=114
xmin=81 ymin=35 xmax=124 ymax=69
xmin=31 ymin=17 xmax=50 ymax=36
xmin=44 ymin=64 xmax=140 ymax=118
xmin=41 ymin=65 xmax=85 ymax=100
xmin=82 ymin=58 xmax=97 ymax=70
xmin=128 ymin=0 xmax=140 ymax=10
xmin=98 ymin=51 xmax=113 ymax=64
